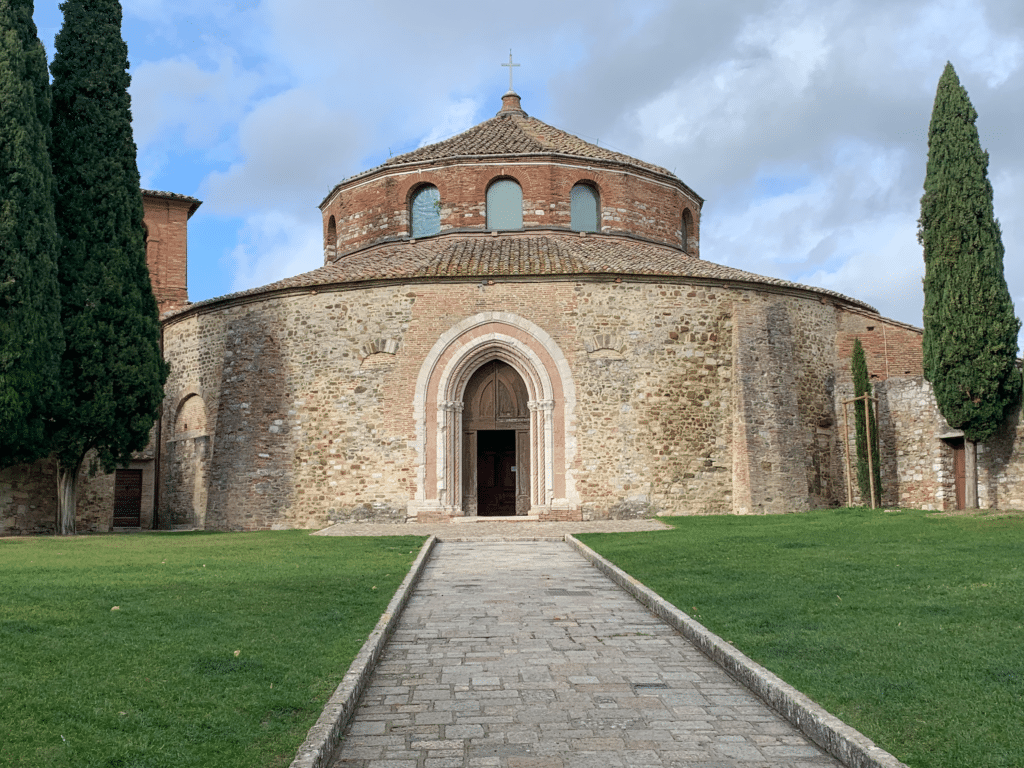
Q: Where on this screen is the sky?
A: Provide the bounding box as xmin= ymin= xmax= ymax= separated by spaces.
xmin=31 ymin=0 xmax=1024 ymax=344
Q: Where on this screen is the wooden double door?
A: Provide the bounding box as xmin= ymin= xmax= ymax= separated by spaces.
xmin=462 ymin=361 xmax=531 ymax=516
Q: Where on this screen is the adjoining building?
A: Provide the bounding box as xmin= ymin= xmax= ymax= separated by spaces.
xmin=2 ymin=92 xmax=1021 ymax=533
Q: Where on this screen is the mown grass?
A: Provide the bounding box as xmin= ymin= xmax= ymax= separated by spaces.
xmin=0 ymin=531 xmax=425 ymax=768
xmin=578 ymin=508 xmax=1024 ymax=768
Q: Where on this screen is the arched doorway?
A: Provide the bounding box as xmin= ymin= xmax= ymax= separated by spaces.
xmin=462 ymin=361 xmax=530 ymax=516
xmin=410 ymin=311 xmax=579 ymax=520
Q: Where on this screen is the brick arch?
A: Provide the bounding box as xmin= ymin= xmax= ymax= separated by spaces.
xmin=411 ymin=312 xmax=578 ymax=519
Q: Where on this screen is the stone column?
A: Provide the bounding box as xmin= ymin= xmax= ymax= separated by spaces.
xmin=438 ymin=401 xmax=464 ymax=512
xmin=529 ymin=399 xmax=555 ymax=508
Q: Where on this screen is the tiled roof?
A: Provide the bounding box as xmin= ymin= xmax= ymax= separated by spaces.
xmin=142 ymin=189 xmax=202 ymax=216
xmin=381 ymin=112 xmax=674 ymax=178
xmin=175 ymin=232 xmax=876 ymax=315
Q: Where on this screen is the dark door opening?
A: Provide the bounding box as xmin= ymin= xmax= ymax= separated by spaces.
xmin=477 ymin=430 xmax=517 ymax=516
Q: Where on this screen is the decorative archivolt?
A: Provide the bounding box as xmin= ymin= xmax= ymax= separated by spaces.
xmin=411 ymin=312 xmax=577 ymax=516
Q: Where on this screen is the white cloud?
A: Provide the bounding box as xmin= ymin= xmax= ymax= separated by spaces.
xmin=130 ymin=52 xmax=263 ymax=151
xmin=418 ymin=98 xmax=481 ymax=148
xmin=227 ymin=211 xmax=322 ymax=293
xmin=202 ymin=87 xmax=367 ymax=217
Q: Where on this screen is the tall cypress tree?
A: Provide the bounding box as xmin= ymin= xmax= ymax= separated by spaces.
xmin=49 ymin=0 xmax=167 ymax=534
xmin=0 ymin=0 xmax=63 ymax=467
xmin=919 ymin=62 xmax=1021 ymax=508
xmin=851 ymin=339 xmax=881 ymax=507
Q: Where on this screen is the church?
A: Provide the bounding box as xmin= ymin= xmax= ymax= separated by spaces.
xmin=2 ymin=88 xmax=1022 ymax=534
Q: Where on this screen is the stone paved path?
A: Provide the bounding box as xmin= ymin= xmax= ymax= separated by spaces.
xmin=315 ymin=519 xmax=671 ymax=539
xmin=329 ymin=540 xmax=842 ymax=768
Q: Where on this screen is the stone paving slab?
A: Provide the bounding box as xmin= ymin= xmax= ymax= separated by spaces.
xmin=328 ymin=541 xmax=843 ymax=768
xmin=315 ymin=519 xmax=671 ymax=540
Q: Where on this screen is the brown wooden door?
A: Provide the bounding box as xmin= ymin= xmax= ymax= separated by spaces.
xmin=462 ymin=361 xmax=530 ymax=516
xmin=113 ymin=469 xmax=142 ymax=528
xmin=951 ymin=438 xmax=966 ymax=510
xmin=477 ymin=430 xmax=516 ymax=516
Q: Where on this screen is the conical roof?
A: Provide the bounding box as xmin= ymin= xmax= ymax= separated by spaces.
xmin=384 ymin=94 xmax=675 ymax=179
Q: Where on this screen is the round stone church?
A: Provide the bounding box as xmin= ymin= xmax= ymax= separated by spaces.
xmin=152 ymin=88 xmax=945 ymax=531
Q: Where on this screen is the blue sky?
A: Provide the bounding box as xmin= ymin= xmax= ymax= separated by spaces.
xmin=31 ymin=0 xmax=1024 ymax=344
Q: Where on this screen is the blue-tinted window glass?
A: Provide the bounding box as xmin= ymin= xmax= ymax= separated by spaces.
xmin=570 ymin=184 xmax=599 ymax=232
xmin=411 ymin=185 xmax=441 ymax=237
xmin=486 ymin=179 xmax=523 ymax=230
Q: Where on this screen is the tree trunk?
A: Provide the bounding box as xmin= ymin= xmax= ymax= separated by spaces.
xmin=56 ymin=458 xmax=81 ymax=535
xmin=965 ymin=439 xmax=979 ymax=508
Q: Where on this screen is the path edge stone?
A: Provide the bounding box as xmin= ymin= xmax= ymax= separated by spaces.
xmin=564 ymin=534 xmax=909 ymax=768
xmin=289 ymin=534 xmax=438 ymax=768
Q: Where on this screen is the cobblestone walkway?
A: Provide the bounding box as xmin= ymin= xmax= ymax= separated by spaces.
xmin=329 ymin=541 xmax=842 ymax=768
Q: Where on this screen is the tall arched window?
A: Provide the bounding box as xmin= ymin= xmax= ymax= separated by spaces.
xmin=410 ymin=184 xmax=441 ymax=238
xmin=570 ymin=183 xmax=599 ymax=232
xmin=486 ymin=178 xmax=523 ymax=230
xmin=325 ymin=216 xmax=337 ymax=260
xmin=682 ymin=208 xmax=694 ymax=253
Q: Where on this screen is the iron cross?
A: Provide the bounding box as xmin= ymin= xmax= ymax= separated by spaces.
xmin=502 ymin=50 xmax=520 ymax=92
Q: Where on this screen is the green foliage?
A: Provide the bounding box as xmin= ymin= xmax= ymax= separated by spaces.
xmin=0 ymin=531 xmax=426 ymax=767
xmin=919 ymin=62 xmax=1021 ymax=442
xmin=851 ymin=339 xmax=881 ymax=505
xmin=581 ymin=509 xmax=1024 ymax=768
xmin=48 ymin=0 xmax=168 ymax=471
xmin=0 ymin=0 xmax=63 ymax=466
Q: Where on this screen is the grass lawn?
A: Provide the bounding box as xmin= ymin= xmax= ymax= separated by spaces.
xmin=578 ymin=508 xmax=1024 ymax=768
xmin=0 ymin=530 xmax=425 ymax=768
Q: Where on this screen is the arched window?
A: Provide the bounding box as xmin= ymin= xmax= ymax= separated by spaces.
xmin=682 ymin=208 xmax=694 ymax=253
xmin=486 ymin=178 xmax=523 ymax=230
xmin=570 ymin=183 xmax=599 ymax=232
xmin=410 ymin=184 xmax=441 ymax=238
xmin=325 ymin=216 xmax=337 ymax=261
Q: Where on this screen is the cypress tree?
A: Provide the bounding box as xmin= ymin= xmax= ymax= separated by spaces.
xmin=0 ymin=0 xmax=63 ymax=467
xmin=49 ymin=0 xmax=167 ymax=534
xmin=919 ymin=62 xmax=1021 ymax=507
xmin=851 ymin=338 xmax=881 ymax=507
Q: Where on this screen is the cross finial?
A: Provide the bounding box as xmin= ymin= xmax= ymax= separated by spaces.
xmin=501 ymin=50 xmax=520 ymax=93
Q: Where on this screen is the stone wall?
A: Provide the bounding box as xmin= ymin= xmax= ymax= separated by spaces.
xmin=0 ymin=454 xmax=153 ymax=535
xmin=159 ymin=275 xmax=862 ymax=529
xmin=866 ymin=376 xmax=1024 ymax=510
xmin=731 ymin=293 xmax=840 ymax=514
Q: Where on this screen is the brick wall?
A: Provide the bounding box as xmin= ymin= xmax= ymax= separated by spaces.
xmin=321 ymin=159 xmax=700 ymax=260
xmin=142 ymin=192 xmax=198 ymax=315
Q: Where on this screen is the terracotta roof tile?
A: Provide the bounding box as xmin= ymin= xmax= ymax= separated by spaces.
xmin=175 ymin=232 xmax=876 ymax=315
xmin=383 ymin=112 xmax=674 ymax=178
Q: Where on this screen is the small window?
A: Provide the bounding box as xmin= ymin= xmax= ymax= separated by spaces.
xmin=682 ymin=208 xmax=694 ymax=252
xmin=486 ymin=178 xmax=523 ymax=230
xmin=410 ymin=185 xmax=441 ymax=238
xmin=570 ymin=183 xmax=599 ymax=232
xmin=325 ymin=216 xmax=337 ymax=260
